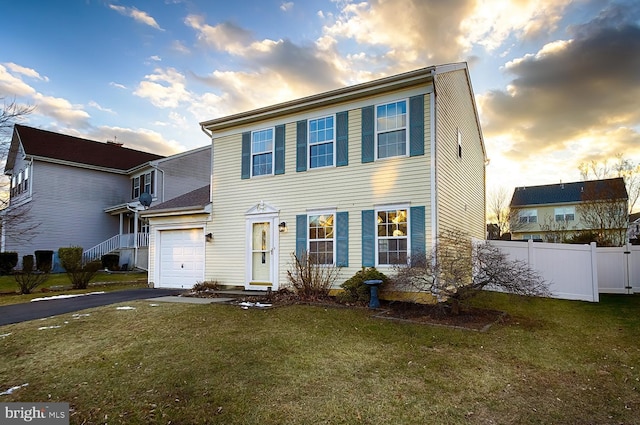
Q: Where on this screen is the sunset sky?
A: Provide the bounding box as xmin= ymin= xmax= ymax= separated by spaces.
xmin=2 ymin=0 xmax=639 ymax=203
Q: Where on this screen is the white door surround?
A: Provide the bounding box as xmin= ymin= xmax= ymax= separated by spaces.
xmin=245 ymin=201 xmax=280 ymax=291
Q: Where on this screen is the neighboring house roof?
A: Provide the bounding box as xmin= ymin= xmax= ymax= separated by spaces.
xmin=5 ymin=124 xmax=164 ymax=173
xmin=629 ymin=212 xmax=640 ymax=223
xmin=142 ymin=184 xmax=211 ymax=215
xmin=510 ymin=178 xmax=628 ymax=207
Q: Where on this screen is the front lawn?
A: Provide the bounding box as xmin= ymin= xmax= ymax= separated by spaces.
xmin=0 ymin=271 xmax=148 ymax=305
xmin=0 ymin=292 xmax=638 ymax=424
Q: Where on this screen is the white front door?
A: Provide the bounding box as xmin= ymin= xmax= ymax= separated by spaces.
xmin=246 ymin=216 xmax=279 ymax=290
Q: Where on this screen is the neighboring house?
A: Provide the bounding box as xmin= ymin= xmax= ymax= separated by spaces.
xmin=628 ymin=212 xmax=640 ymax=242
xmin=2 ymin=124 xmax=211 ymax=269
xmin=510 ymin=178 xmax=629 ymax=245
xmin=143 ymin=62 xmax=487 ymax=292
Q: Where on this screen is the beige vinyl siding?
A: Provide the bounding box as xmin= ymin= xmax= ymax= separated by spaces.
xmin=434 ymin=68 xmax=486 ymax=240
xmin=207 ymin=91 xmax=434 ymax=288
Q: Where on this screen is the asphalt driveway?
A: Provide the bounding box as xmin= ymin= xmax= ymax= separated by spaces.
xmin=0 ymin=288 xmax=181 ymax=326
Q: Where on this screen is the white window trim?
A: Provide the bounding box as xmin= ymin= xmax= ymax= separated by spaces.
xmin=251 ymin=127 xmax=275 ymax=178
xmin=554 ymin=206 xmax=575 ymax=222
xmin=307 ymin=209 xmax=337 ymax=266
xmin=518 ymin=209 xmax=538 ymax=223
xmin=375 ymin=203 xmax=410 ymax=267
xmin=374 ymin=98 xmax=409 ymax=160
xmin=307 ymin=114 xmax=336 ymax=170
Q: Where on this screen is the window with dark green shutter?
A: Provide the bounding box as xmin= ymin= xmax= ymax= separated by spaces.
xmin=409 ymin=95 xmax=424 ymax=157
xmin=336 ymin=111 xmax=348 ymax=167
xmin=336 ymin=211 xmax=349 ymax=266
xmin=275 ymin=124 xmax=285 ymax=175
xmin=296 ymin=214 xmax=307 ymax=258
xmin=241 ymin=132 xmax=251 ymax=179
xmin=361 ymin=106 xmax=374 ymax=163
xmin=361 ymin=210 xmax=375 ymax=267
xmin=296 ymin=120 xmax=307 ymax=172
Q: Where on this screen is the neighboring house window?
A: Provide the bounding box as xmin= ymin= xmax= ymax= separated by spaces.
xmin=376 ymin=100 xmax=407 ymax=159
xmin=309 ymin=115 xmax=335 ymax=168
xmin=132 ymin=176 xmax=141 ymax=199
xmin=17 ymin=171 xmax=23 ymax=194
xmin=23 ymin=166 xmax=29 ymax=193
xmin=518 ymin=209 xmax=538 ymax=224
xmin=131 ymin=171 xmax=155 ymax=199
xmin=457 ymin=129 xmax=463 ymax=159
xmin=252 ymin=128 xmax=274 ymax=177
xmin=308 ymin=212 xmax=335 ymax=264
xmin=555 ymin=207 xmax=575 ymax=222
xmin=377 ymin=207 xmax=408 ymax=265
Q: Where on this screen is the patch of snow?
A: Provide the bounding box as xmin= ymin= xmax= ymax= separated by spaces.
xmin=38 ymin=325 xmax=62 ymax=330
xmin=116 ymin=306 xmax=136 ymax=310
xmin=72 ymin=313 xmax=91 ymax=319
xmin=0 ymin=383 xmax=28 ymax=396
xmin=31 ymin=291 xmax=105 ymax=302
xmin=238 ymin=302 xmax=272 ymax=309
xmin=149 ymin=303 xmax=159 ymax=307
xmin=0 ymin=333 xmax=12 ymax=338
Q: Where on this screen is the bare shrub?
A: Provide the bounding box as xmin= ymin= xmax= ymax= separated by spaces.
xmin=394 ymin=230 xmax=550 ymax=314
xmin=286 ymin=251 xmax=341 ymax=301
xmin=14 ymin=254 xmax=49 ymax=294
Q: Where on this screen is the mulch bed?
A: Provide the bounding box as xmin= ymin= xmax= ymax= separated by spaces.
xmin=183 ymin=288 xmax=507 ymax=331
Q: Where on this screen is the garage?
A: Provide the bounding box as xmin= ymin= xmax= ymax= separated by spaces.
xmin=157 ymin=228 xmax=205 ymax=289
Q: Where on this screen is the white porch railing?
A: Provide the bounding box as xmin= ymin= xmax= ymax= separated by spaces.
xmin=82 ymin=233 xmax=149 ymax=264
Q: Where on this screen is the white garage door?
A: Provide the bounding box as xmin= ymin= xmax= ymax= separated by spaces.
xmin=158 ymin=229 xmax=205 ymax=289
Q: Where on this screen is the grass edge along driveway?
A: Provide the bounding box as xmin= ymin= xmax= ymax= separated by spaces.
xmin=1 ymin=292 xmax=639 ymax=424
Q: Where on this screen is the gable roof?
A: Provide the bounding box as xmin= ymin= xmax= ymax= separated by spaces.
xmin=6 ymin=124 xmax=164 ymax=173
xmin=142 ymin=184 xmax=211 ymax=215
xmin=510 ymin=178 xmax=628 ymax=207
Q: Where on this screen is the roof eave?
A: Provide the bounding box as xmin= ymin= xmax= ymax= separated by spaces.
xmin=141 ymin=203 xmax=212 ymax=217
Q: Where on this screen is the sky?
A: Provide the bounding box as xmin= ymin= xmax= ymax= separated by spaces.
xmin=1 ymin=0 xmax=639 ymax=207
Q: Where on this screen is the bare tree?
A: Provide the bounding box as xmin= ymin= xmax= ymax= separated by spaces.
xmin=393 ymin=230 xmax=549 ymax=315
xmin=576 ymin=179 xmax=628 ymax=246
xmin=579 ymin=155 xmax=640 ymax=213
xmin=538 ymin=214 xmax=572 ymax=243
xmin=0 ymin=97 xmax=38 ymax=245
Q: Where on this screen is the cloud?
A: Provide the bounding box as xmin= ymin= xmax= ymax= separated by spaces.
xmin=108 ymin=4 xmax=164 ymax=31
xmin=86 ymin=126 xmax=182 ymax=156
xmin=171 ymin=40 xmax=190 ymax=55
xmin=88 ymin=101 xmax=115 ymax=114
xmin=0 ymin=64 xmax=37 ymax=97
xmin=133 ymin=67 xmax=192 ymax=108
xmin=480 ymin=2 xmax=640 ymax=175
xmin=32 ymin=93 xmax=91 ymax=128
xmin=280 ymin=2 xmax=294 ymax=12
xmin=184 ymin=15 xmax=253 ymax=55
xmin=109 ymin=82 xmax=127 ymax=90
xmin=2 ymin=63 xmax=49 ymax=82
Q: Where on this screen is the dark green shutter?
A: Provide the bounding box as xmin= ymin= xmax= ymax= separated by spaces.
xmin=241 ymin=132 xmax=251 ymax=179
xmin=336 ymin=211 xmax=349 ymax=267
xmin=296 ymin=214 xmax=307 ymax=258
xmin=336 ymin=111 xmax=348 ymax=167
xmin=361 ymin=106 xmax=374 ymax=163
xmin=362 ymin=209 xmax=375 ymax=267
xmin=410 ymin=206 xmax=426 ymax=257
xmin=296 ymin=120 xmax=307 ymax=172
xmin=274 ymin=124 xmax=285 ymax=175
xmin=409 ymin=95 xmax=425 ymax=157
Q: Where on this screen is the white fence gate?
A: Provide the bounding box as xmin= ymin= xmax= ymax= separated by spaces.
xmin=488 ymin=240 xmax=640 ymax=303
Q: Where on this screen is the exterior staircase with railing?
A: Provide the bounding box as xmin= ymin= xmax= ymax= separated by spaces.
xmin=82 ymin=233 xmax=149 ymax=264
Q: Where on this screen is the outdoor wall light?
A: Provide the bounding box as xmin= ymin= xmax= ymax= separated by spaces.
xmin=278 ymin=222 xmax=287 ymax=233
xmin=205 ymin=232 xmax=213 ymax=242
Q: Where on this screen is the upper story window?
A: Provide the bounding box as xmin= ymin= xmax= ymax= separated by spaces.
xmin=377 ymin=207 xmax=408 ymax=265
xmin=309 ymin=115 xmax=335 ymax=169
xmin=10 ymin=165 xmax=30 ymax=197
xmin=376 ymin=100 xmax=407 ymax=159
xmin=518 ymin=209 xmax=538 ymax=224
xmin=308 ymin=212 xmax=335 ymax=265
xmin=555 ymin=207 xmax=575 ymax=222
xmin=131 ymin=170 xmax=155 ymax=199
xmin=252 ymin=128 xmax=274 ymax=177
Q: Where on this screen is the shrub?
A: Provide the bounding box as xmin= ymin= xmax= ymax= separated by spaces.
xmin=14 ymin=254 xmax=49 ymax=294
xmin=286 ymin=251 xmax=341 ymax=301
xmin=337 ymin=267 xmax=389 ymax=304
xmin=101 ymin=254 xmax=120 ymax=271
xmin=192 ymin=281 xmax=219 ymax=292
xmin=58 ymin=247 xmax=101 ymax=289
xmin=35 ymin=250 xmax=53 ymax=272
xmin=0 ymin=252 xmax=18 ymax=275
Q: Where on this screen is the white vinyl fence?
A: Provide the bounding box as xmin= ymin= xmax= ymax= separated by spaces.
xmin=489 ymin=240 xmax=600 ymax=302
xmin=489 ymin=240 xmax=640 ymax=302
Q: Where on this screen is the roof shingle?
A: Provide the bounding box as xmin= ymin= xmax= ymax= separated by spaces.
xmin=510 ymin=178 xmax=628 ymax=207
xmin=13 ymin=124 xmax=164 ymax=171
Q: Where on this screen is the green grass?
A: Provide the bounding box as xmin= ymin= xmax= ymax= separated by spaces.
xmin=1 ymin=292 xmax=639 ymax=424
xmin=0 ymin=271 xmax=148 ymax=305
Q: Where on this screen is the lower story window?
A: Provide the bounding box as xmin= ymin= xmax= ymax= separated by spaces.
xmin=309 ymin=213 xmax=334 ymax=264
xmin=377 ymin=208 xmax=408 ymax=265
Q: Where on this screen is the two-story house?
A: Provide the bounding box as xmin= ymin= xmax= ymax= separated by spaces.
xmin=510 ymin=178 xmax=628 ymax=246
xmin=2 ymin=125 xmax=211 ymax=270
xmin=143 ymin=62 xmax=487 ymax=292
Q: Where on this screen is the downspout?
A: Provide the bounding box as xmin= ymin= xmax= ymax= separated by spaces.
xmin=430 ymin=68 xmax=438 ymax=250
